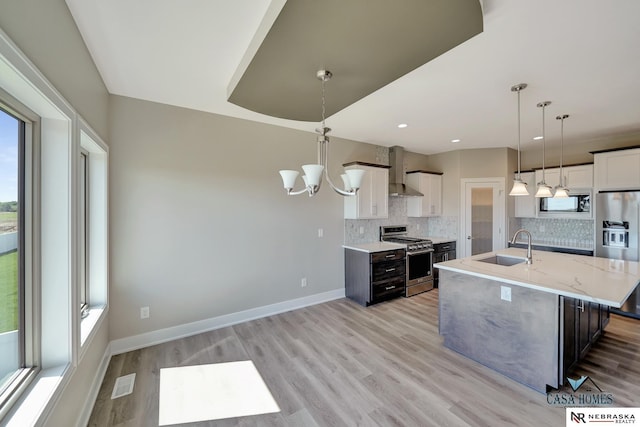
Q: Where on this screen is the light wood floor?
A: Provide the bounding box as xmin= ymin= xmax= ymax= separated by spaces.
xmin=88 ymin=290 xmax=640 ymax=426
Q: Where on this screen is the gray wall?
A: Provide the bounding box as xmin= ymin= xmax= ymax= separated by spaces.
xmin=108 ymin=95 xmax=382 ymax=340
xmin=0 ymin=1 xmax=110 ymax=424
xmin=0 ymin=0 xmax=109 ymax=140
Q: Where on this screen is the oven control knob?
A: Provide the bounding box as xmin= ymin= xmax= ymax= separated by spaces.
xmin=409 ymin=244 xmax=416 ymax=251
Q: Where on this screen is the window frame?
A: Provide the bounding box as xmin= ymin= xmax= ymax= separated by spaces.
xmin=79 ymin=147 xmax=89 ymax=319
xmin=0 ymin=93 xmax=39 ymax=419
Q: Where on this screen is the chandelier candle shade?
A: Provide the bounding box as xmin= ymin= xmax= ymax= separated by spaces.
xmin=278 ymin=70 xmax=365 ymax=197
xmin=553 ymin=114 xmax=570 ymax=198
xmin=509 ymin=83 xmax=529 ymax=196
xmin=534 ymin=101 xmax=554 ymax=198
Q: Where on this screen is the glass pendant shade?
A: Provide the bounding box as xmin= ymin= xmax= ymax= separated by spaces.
xmin=341 ymin=174 xmax=352 ymax=191
xmin=345 ymin=169 xmax=365 ymax=190
xmin=553 ymin=186 xmax=569 ymax=198
xmin=509 ymin=179 xmax=529 ymax=196
xmin=279 ymin=170 xmax=299 ymax=190
xmin=535 ymin=183 xmax=553 ymax=198
xmin=302 ymin=164 xmax=324 ymax=187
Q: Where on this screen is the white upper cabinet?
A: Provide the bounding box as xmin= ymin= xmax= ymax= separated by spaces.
xmin=406 ymin=171 xmax=442 ymax=217
xmin=344 ymin=163 xmax=389 ymax=219
xmin=535 ymin=164 xmax=593 ymax=190
xmin=594 ymin=148 xmax=640 ymax=191
xmin=514 ymin=171 xmax=536 ymax=218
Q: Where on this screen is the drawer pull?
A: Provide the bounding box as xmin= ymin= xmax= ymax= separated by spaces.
xmin=385 ymin=254 xmax=395 ymax=258
xmin=385 ymin=268 xmax=396 ymax=272
xmin=385 ymin=285 xmax=396 ymax=290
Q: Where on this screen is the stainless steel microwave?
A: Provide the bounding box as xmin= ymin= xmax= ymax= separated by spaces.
xmin=538 ymin=192 xmax=591 ymax=217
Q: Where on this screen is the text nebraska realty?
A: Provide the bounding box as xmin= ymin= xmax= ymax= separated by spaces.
xmin=571 ymin=411 xmax=636 ymax=423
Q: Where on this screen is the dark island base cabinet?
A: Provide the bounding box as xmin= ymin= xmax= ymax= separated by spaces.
xmin=561 ymin=296 xmax=610 ymax=379
xmin=433 ymin=241 xmax=456 ymax=288
xmin=345 ymin=248 xmax=406 ymax=306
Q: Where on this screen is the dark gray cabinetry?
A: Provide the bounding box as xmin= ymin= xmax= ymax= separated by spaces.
xmin=345 ymin=248 xmax=405 ymax=306
xmin=433 ymin=241 xmax=456 ymax=288
xmin=561 ymin=297 xmax=609 ymax=379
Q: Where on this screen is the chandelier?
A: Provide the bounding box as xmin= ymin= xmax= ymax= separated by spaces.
xmin=279 ymin=70 xmax=365 ymax=197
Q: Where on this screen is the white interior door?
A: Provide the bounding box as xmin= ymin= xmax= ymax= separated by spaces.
xmin=460 ymin=178 xmax=506 ymax=257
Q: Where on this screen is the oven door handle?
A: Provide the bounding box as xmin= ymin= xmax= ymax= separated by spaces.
xmin=407 ymin=249 xmax=434 ymax=255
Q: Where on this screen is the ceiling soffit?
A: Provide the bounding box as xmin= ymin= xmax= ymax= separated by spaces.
xmin=228 ymin=0 xmax=483 ymax=122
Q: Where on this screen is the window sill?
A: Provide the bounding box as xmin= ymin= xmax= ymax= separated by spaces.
xmin=3 ymin=364 xmax=69 ymax=427
xmin=80 ymin=305 xmax=106 ymax=347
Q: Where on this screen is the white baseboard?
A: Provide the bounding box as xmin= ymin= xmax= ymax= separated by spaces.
xmin=110 ymin=288 xmax=345 ymax=355
xmin=75 ymin=343 xmax=112 ymax=427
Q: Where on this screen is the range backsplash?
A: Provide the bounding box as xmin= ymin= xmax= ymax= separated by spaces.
xmin=509 ymin=217 xmax=594 ymax=249
xmin=344 ymin=197 xmax=458 ymax=244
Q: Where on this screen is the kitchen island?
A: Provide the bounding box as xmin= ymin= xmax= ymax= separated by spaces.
xmin=435 ymin=247 xmax=640 ymax=393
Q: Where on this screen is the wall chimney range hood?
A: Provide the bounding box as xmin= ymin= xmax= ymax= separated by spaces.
xmin=388 ymin=146 xmax=423 ymax=197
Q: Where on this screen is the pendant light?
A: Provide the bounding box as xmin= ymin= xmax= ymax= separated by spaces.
xmin=553 ymin=114 xmax=570 ymax=198
xmin=509 ymin=83 xmax=529 ymax=196
xmin=534 ymin=101 xmax=553 ymax=198
xmin=279 ymin=70 xmax=365 ymax=197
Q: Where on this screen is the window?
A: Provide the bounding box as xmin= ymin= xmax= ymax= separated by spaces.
xmin=0 ymin=103 xmax=34 ymax=412
xmin=79 ymin=125 xmax=108 ymax=349
xmin=79 ymin=148 xmax=89 ymax=319
xmin=0 ymin=26 xmax=108 ymax=424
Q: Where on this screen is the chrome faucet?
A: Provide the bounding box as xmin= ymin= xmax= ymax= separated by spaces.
xmin=510 ymin=229 xmax=533 ymax=264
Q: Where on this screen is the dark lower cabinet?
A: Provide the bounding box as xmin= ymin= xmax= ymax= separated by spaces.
xmin=562 ymin=296 xmax=609 ymax=380
xmin=345 ymin=248 xmax=406 ymax=306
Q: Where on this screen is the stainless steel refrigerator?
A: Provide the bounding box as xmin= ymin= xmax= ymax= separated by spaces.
xmin=596 ymin=191 xmax=640 ymax=318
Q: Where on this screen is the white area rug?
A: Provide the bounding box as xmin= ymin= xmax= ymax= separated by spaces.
xmin=158 ymin=360 xmax=280 ymax=425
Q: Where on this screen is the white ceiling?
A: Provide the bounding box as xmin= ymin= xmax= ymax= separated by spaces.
xmin=65 ymin=0 xmax=640 ymax=156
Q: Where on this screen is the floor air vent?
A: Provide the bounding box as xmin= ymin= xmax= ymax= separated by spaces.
xmin=111 ymin=373 xmax=136 ymax=399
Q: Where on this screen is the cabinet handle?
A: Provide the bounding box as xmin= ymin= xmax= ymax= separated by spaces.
xmin=579 ymin=300 xmax=585 ymax=312
xmin=385 ymin=254 xmax=395 ymax=258
xmin=444 ymin=253 xmax=448 ymax=261
xmin=385 ymin=268 xmax=396 ymax=272
xmin=385 ymin=285 xmax=396 ymax=290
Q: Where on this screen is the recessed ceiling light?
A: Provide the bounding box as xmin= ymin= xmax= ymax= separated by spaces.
xmin=397 ymin=123 xmax=408 ymax=128
xmin=451 ymin=139 xmax=461 ymax=143
xmin=533 ymin=136 xmax=544 ymax=140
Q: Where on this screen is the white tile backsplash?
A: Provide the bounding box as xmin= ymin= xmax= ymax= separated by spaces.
xmin=344 ymin=195 xmax=458 ymax=244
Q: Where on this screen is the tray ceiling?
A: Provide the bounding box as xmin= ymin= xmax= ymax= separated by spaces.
xmin=227 ymin=0 xmax=483 ymax=121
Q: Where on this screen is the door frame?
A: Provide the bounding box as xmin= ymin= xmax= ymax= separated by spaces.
xmin=459 ymin=177 xmax=506 ymax=258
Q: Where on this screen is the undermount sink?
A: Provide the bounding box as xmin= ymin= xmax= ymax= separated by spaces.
xmin=477 ymin=254 xmax=527 ymax=266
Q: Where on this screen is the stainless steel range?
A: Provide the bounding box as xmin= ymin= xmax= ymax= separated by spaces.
xmin=380 ymin=225 xmax=434 ymax=296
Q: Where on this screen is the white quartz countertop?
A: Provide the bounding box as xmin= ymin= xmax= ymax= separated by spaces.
xmin=342 ymin=242 xmax=406 ymax=253
xmin=435 ymin=247 xmax=640 ymax=307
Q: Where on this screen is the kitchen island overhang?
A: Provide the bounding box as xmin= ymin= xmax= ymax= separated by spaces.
xmin=435 ymin=248 xmax=640 ymax=393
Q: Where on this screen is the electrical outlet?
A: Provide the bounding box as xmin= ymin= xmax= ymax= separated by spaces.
xmin=301 ymin=277 xmax=307 ymax=288
xmin=359 ymin=226 xmax=364 ymax=234
xmin=539 ymin=224 xmax=545 ymax=232
xmin=416 ymin=224 xmax=420 ymax=230
xmin=500 ymin=286 xmax=512 ymax=302
xmin=140 ymin=306 xmax=149 ymax=319
xmin=318 ymin=228 xmax=323 ymax=238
